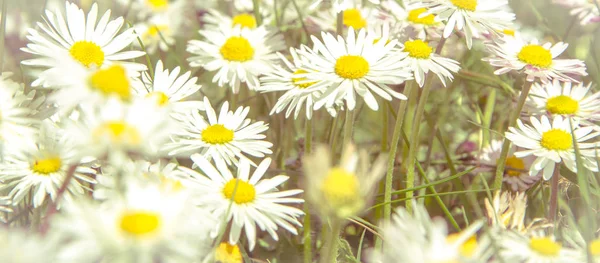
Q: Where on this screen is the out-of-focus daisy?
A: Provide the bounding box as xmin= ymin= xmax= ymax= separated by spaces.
xmin=483 ymin=35 xmax=587 ymax=83
xmin=0 ymin=73 xmax=38 ymax=145
xmin=298 ymin=28 xmax=412 ymax=111
xmin=526 ymin=80 xmax=600 ymax=122
xmin=55 ymin=182 xmax=216 ymax=263
xmin=477 ymin=140 xmax=541 ymax=191
xmin=303 ymin=144 xmax=386 ymax=219
xmin=400 ymin=38 xmax=460 ymax=87
xmin=0 ymin=121 xmax=96 ymax=208
xmin=310 ymin=0 xmax=380 ymax=13
xmin=179 ymin=155 xmax=304 ymax=250
xmin=134 ymin=60 xmax=204 ymax=113
xmin=563 ymin=228 xmax=600 ymax=263
xmin=22 ymin=2 xmax=146 ymax=87
xmin=310 ymin=5 xmax=386 ymax=33
xmin=381 ymin=0 xmax=444 ymax=40
xmin=484 ymin=191 xmax=551 ymax=234
xmin=187 ymin=24 xmax=285 ymax=93
xmin=505 ymin=115 xmax=599 ymax=180
xmin=133 ymin=13 xmax=181 ymax=54
xmin=0 ymin=228 xmax=61 ymax=263
xmin=553 ymin=0 xmax=600 ymax=25
xmin=203 ymin=10 xmax=259 ymax=30
xmin=165 ymin=97 xmax=272 ymax=166
xmin=373 ymin=200 xmax=484 ymax=263
xmin=118 ymin=0 xmax=185 ymax=20
xmin=499 ymin=231 xmax=579 ymax=263
xmin=415 ymin=0 xmax=515 ymax=49
xmin=213 ymin=242 xmax=243 ymax=263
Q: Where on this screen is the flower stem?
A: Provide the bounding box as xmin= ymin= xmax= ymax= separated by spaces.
xmin=40 ymin=164 xmax=78 ymax=234
xmin=336 ymin=11 xmax=343 ymax=35
xmin=252 ymin=0 xmax=262 ymax=26
xmin=342 ymin=109 xmax=354 ymax=152
xmin=548 ymin=163 xmax=561 ymax=222
xmin=303 ymin=117 xmax=313 ymax=263
xmin=321 ymin=219 xmax=342 ymax=263
xmin=493 ymin=81 xmax=533 ymax=190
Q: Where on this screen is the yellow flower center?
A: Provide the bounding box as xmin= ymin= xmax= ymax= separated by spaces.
xmin=404 ymin=40 xmax=433 ymax=59
xmin=215 ymin=242 xmax=243 ymax=263
xmin=446 ymin=234 xmax=478 ymax=258
xmin=146 ymin=91 xmax=170 ymax=106
xmin=518 ymin=45 xmax=553 ymax=68
xmin=589 ymin=239 xmax=600 ymax=256
xmin=93 ymin=121 xmax=142 ymax=145
xmin=450 ymin=0 xmax=477 ymax=11
xmin=334 ymin=55 xmax=369 ymax=79
xmin=540 ymin=129 xmax=573 ymax=151
xmin=222 ymin=179 xmax=256 ymax=204
xmin=89 ymin=65 xmax=131 ymax=101
xmin=292 ymin=69 xmax=317 ymax=89
xmin=504 ymin=155 xmax=526 ymax=177
xmin=201 ymin=124 xmax=234 ymax=144
xmin=321 ymin=168 xmax=360 ymax=210
xmin=69 ymin=41 xmax=104 ymax=68
xmin=161 ymin=177 xmax=184 ymax=192
xmin=147 ymin=0 xmax=168 ymax=10
xmin=119 ymin=211 xmax=161 ymax=236
xmin=220 ymin=36 xmax=254 ymax=62
xmin=232 ymin=14 xmax=257 ymax=29
xmin=502 ymin=29 xmax=515 ymax=36
xmin=546 ymin=95 xmax=579 ymax=115
xmin=407 ymin=8 xmax=436 ymax=25
xmin=31 ymin=157 xmax=62 ymax=175
xmin=343 ymin=8 xmax=367 ymax=29
xmin=529 ymin=237 xmax=562 ymax=256
xmin=145 ymin=24 xmax=168 ymax=37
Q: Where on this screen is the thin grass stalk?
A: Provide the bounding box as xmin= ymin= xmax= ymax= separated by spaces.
xmin=342 ymin=109 xmax=355 ymax=152
xmin=253 ymin=0 xmax=262 ymax=26
xmin=548 ymin=163 xmax=561 ymax=222
xmin=0 ymin=0 xmax=7 ymax=73
xmin=482 ymin=89 xmax=497 ymax=147
xmin=303 ymin=117 xmax=313 ymax=263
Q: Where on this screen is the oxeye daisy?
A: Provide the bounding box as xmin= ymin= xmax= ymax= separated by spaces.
xmin=0 ymin=73 xmax=38 ymax=145
xmin=21 ymin=2 xmax=146 ymax=87
xmin=483 ymin=35 xmax=587 ymax=83
xmin=165 ymin=97 xmax=272 ymax=166
xmin=415 ymin=0 xmax=515 ymax=49
xmin=381 ymin=0 xmax=444 ymax=40
xmin=54 ymin=182 xmax=216 ymax=263
xmin=298 ymin=28 xmax=412 ymax=111
xmin=0 ymin=228 xmax=61 ymax=262
xmin=505 ymin=115 xmax=599 ymax=180
xmin=526 ymin=80 xmax=600 ymax=123
xmin=0 ymin=121 xmax=96 ymax=208
xmin=203 ymin=10 xmax=259 ymax=30
xmin=499 ymin=231 xmax=579 ymax=263
xmin=310 ymin=0 xmax=381 ymax=13
xmin=563 ymin=228 xmax=600 ymax=263
xmin=310 ymin=5 xmax=384 ymax=33
xmin=133 ymin=14 xmax=181 ymax=54
xmin=179 ymin=155 xmax=304 ymax=251
xmin=400 ymin=38 xmax=461 ymax=87
xmin=187 ymin=24 xmax=285 ymax=93
xmin=213 ymin=242 xmax=243 ymax=263
xmin=484 ymin=191 xmax=551 ymax=234
xmin=553 ymin=0 xmax=600 ymax=25
xmin=134 ymin=60 xmax=204 ymax=113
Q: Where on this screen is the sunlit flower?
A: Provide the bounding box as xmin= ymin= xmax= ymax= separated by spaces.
xmin=0 ymin=228 xmax=60 ymax=263
xmin=499 ymin=231 xmax=579 ymax=263
xmin=203 ymin=10 xmax=259 ymax=30
xmin=179 ymin=155 xmax=304 ymax=250
xmin=133 ymin=13 xmax=182 ymax=54
xmin=399 ymin=38 xmax=461 ymax=87
xmin=526 ymin=80 xmax=600 ymax=124
xmin=310 ymin=0 xmax=381 ymax=13
xmin=477 ymin=140 xmax=541 ymax=191
xmin=484 ymin=191 xmax=551 ymax=234
xmin=381 ymin=0 xmax=444 ymax=40
xmin=553 ymin=0 xmax=600 ymax=25
xmin=310 ymin=5 xmax=387 ymax=33
xmin=0 ymin=73 xmax=38 ymax=145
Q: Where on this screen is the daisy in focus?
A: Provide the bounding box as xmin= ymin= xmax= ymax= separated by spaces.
xmin=400 ymin=38 xmax=461 ymax=87
xmin=187 ymin=24 xmax=285 ymax=93
xmin=484 ymin=34 xmax=587 ymax=83
xmin=526 ymin=80 xmax=600 ymax=122
xmin=22 ymin=2 xmax=146 ymax=87
xmin=298 ymin=28 xmax=412 ymax=111
xmin=165 ymin=97 xmax=272 ymax=165
xmin=499 ymin=231 xmax=579 ymax=263
xmin=505 ymin=115 xmax=599 ymax=180
xmin=179 ymin=155 xmax=304 ymax=251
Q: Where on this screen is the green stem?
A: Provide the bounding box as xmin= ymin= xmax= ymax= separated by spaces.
xmin=493 ymin=81 xmax=533 ymax=190
xmin=482 ymin=89 xmax=497 ymax=147
xmin=303 ymin=117 xmax=313 ymax=263
xmin=291 ymin=0 xmax=310 ymax=43
xmin=548 ymin=163 xmax=560 ymax=222
xmin=336 ymin=11 xmax=343 ymax=35
xmin=0 ymin=0 xmax=7 ymax=72
xmin=321 ymin=219 xmax=342 ymax=263
xmin=252 ymin=0 xmax=262 ymax=26
xmin=342 ymin=109 xmax=355 ymax=152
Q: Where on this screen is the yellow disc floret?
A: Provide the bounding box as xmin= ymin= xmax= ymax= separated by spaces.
xmin=222 ymin=179 xmax=256 ymax=204
xmin=404 ymin=40 xmax=433 ymax=59
xmin=120 ymin=211 xmax=161 ymax=236
xmin=334 ymin=55 xmax=369 ymax=79
xmin=292 ymin=69 xmax=317 ymax=89
xmin=147 ymin=0 xmax=168 ymax=11
xmin=504 ymin=155 xmax=526 ymax=177
xmin=407 ymin=8 xmax=436 ymax=25
xmin=343 ymin=8 xmax=367 ymax=30
xmin=89 ymin=65 xmax=131 ymax=101
xmin=145 ymin=25 xmax=169 ymax=38
xmin=31 ymin=157 xmax=62 ymax=175
xmin=232 ymin=14 xmax=257 ymax=29
xmin=93 ymin=121 xmax=142 ymax=145
xmin=446 ymin=234 xmax=478 ymax=258
xmin=518 ymin=45 xmax=553 ymax=68
xmin=529 ymin=237 xmax=562 ymax=256
xmin=146 ymin=91 xmax=170 ymax=106
xmin=450 ymin=0 xmax=477 ymax=11
xmin=220 ymin=37 xmax=254 ymax=62
xmin=215 ymin=242 xmax=243 ymax=263
xmin=70 ymin=41 xmax=104 ymax=68
xmin=201 ymin=124 xmax=234 ymax=144
xmin=321 ymin=168 xmax=361 ymax=215
xmin=540 ymin=129 xmax=573 ymax=151
xmin=589 ymin=239 xmax=600 ymax=256
xmin=546 ymin=95 xmax=579 ymax=115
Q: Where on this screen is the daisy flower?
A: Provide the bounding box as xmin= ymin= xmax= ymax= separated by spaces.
xmin=133 ymin=13 xmax=182 ymax=54
xmin=484 ymin=191 xmax=551 ymax=234
xmin=213 ymin=242 xmax=243 ymax=263
xmin=179 ymin=155 xmax=304 ymax=251
xmin=165 ymin=97 xmax=272 ymax=166
xmin=298 ymin=28 xmax=412 ymax=111
xmin=505 ymin=115 xmax=599 ymax=180
xmin=134 ymin=60 xmax=204 ymax=113
xmin=0 ymin=121 xmax=96 ymax=208
xmin=303 ymin=144 xmax=386 ymax=219
xmin=309 ymin=5 xmax=387 ymax=33
xmin=21 ymin=2 xmax=146 ymax=87
xmin=54 ymin=182 xmax=216 ymax=263
xmin=203 ymin=10 xmax=259 ymax=30
xmin=400 ymin=38 xmax=461 ymax=87
xmin=0 ymin=228 xmax=61 ymax=263
xmin=477 ymin=140 xmax=541 ymax=192
xmin=187 ymin=24 xmax=285 ymax=93
xmin=0 ymin=73 xmax=38 ymax=145
xmin=553 ymin=0 xmax=600 ymax=25
xmin=563 ymin=228 xmax=600 ymax=262
xmin=499 ymin=231 xmax=579 ymax=263
xmin=526 ymin=80 xmax=600 ymax=122
xmin=483 ymin=35 xmax=587 ymax=83
xmin=381 ymin=0 xmax=444 ymax=40
xmin=415 ymin=0 xmax=515 ymax=49
xmin=310 ymin=0 xmax=381 ymax=13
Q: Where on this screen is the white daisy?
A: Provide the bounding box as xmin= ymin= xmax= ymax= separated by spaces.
xmin=563 ymin=228 xmax=600 ymax=263
xmin=526 ymin=80 xmax=600 ymax=123
xmin=165 ymin=97 xmax=272 ymax=166
xmin=483 ymin=35 xmax=588 ymax=83
xmin=179 ymin=155 xmax=304 ymax=251
xmin=0 ymin=121 xmax=96 ymax=208
xmin=399 ymin=37 xmax=461 ymax=87
xmin=309 ymin=5 xmax=387 ymax=33
xmin=21 ymin=2 xmax=146 ymax=87
xmin=499 ymin=231 xmax=579 ymax=263
xmin=54 ymin=182 xmax=216 ymax=263
xmin=0 ymin=73 xmax=39 ymax=146
xmin=187 ymin=24 xmax=285 ymax=93
xmin=298 ymin=28 xmax=412 ymax=111
xmin=134 ymin=60 xmax=204 ymax=113
xmin=484 ymin=191 xmax=551 ymax=234
xmin=213 ymin=242 xmax=244 ymax=263
xmin=0 ymin=228 xmax=61 ymax=263
xmin=380 ymin=0 xmax=444 ymax=40
xmin=132 ymin=13 xmax=181 ymax=54
xmin=505 ymin=115 xmax=599 ymax=180
xmin=415 ymin=0 xmax=515 ymax=49
xmin=203 ymin=10 xmax=259 ymax=30
xmin=310 ymin=0 xmax=380 ymax=13
xmin=553 ymin=0 xmax=600 ymax=25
